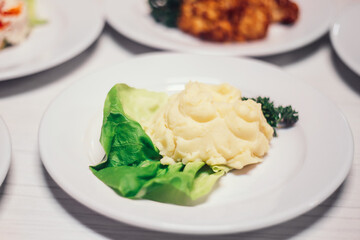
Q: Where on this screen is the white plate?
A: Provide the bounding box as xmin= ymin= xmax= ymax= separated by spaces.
xmin=106 ymin=0 xmax=335 ymax=56
xmin=0 ymin=117 xmax=11 ymax=186
xmin=0 ymin=0 xmax=104 ymax=81
xmin=330 ymin=3 xmax=360 ymax=76
xmin=39 ymin=53 xmax=353 ymax=234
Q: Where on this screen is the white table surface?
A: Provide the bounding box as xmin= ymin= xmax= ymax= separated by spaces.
xmin=0 ymin=2 xmax=359 ymax=239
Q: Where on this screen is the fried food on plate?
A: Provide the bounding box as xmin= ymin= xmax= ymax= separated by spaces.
xmin=258 ymin=0 xmax=299 ymax=24
xmin=177 ymin=0 xmax=299 ymax=42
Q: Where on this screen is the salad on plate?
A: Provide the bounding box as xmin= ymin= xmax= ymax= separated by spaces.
xmin=0 ymin=0 xmax=45 ymax=50
xmin=91 ymin=81 xmax=298 ymax=205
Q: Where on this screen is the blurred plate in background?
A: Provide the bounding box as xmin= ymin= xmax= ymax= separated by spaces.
xmin=106 ymin=0 xmax=335 ymax=56
xmin=330 ymin=3 xmax=360 ymax=76
xmin=0 ymin=117 xmax=11 ymax=186
xmin=0 ymin=0 xmax=104 ymax=81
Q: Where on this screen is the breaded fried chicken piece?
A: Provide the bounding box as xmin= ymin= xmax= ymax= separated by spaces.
xmin=178 ymin=0 xmax=271 ymax=42
xmin=177 ymin=0 xmax=241 ymax=42
xmin=177 ymin=0 xmax=299 ymax=43
xmin=234 ymin=2 xmax=270 ymax=41
xmin=257 ymin=0 xmax=299 ymax=24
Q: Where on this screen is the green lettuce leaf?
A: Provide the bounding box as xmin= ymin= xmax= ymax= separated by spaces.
xmin=109 ymin=83 xmax=169 ymax=125
xmin=90 ymin=84 xmax=228 ymax=205
xmin=99 ymin=84 xmax=166 ymax=164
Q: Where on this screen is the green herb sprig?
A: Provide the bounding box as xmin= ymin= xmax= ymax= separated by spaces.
xmin=242 ymin=96 xmax=299 ymax=136
xmin=148 ymin=0 xmax=182 ymax=28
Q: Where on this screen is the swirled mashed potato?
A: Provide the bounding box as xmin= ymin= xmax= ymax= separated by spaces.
xmin=145 ymin=82 xmax=274 ymax=169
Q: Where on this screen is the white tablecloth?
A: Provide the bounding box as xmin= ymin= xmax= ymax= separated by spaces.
xmin=0 ymin=6 xmax=359 ymax=239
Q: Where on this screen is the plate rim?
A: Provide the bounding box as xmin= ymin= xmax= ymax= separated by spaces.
xmin=0 ymin=116 xmax=12 ymax=186
xmin=39 ymin=52 xmax=354 ymax=234
xmin=330 ymin=3 xmax=360 ymax=76
xmin=0 ymin=0 xmax=105 ymax=82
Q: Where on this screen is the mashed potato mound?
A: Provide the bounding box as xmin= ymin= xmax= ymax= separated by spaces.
xmin=145 ymin=82 xmax=274 ymax=169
